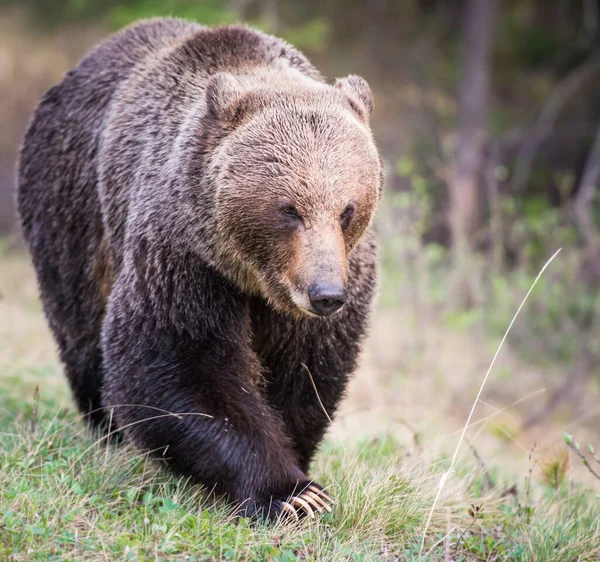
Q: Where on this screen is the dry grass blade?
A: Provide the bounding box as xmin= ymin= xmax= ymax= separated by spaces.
xmin=418 ymin=247 xmax=562 ymax=560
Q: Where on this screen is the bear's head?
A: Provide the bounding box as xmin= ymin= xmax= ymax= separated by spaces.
xmin=207 ymin=71 xmax=382 ymax=317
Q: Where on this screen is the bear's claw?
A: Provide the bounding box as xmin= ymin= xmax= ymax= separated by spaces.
xmin=291 ymin=495 xmax=315 ymax=518
xmin=305 ymin=489 xmax=331 ymax=512
xmin=281 ymin=501 xmax=300 ymax=521
xmin=279 ymin=484 xmax=334 ymax=521
xmin=308 ymin=484 xmax=334 ymax=505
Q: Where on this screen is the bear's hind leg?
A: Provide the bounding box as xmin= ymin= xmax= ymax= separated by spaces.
xmin=59 ymin=336 xmax=109 ymax=431
xmin=26 ymin=225 xmax=113 ymax=432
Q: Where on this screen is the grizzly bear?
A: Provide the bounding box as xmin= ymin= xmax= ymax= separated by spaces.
xmin=17 ymin=18 xmax=382 ymax=521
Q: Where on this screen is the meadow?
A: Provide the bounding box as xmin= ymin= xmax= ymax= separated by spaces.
xmin=1 ymin=240 xmax=600 ymax=561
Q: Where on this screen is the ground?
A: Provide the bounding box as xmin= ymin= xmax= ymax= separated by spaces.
xmin=1 ymin=247 xmax=599 ymax=561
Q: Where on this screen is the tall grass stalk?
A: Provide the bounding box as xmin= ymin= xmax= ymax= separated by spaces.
xmin=418 ymin=248 xmax=562 ymax=560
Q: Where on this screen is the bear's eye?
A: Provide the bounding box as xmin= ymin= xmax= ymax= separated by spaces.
xmin=340 ymin=204 xmax=356 ymax=226
xmin=281 ymin=205 xmax=301 ymax=220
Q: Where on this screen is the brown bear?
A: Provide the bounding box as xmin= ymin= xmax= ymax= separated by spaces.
xmin=17 ymin=18 xmax=382 ymax=521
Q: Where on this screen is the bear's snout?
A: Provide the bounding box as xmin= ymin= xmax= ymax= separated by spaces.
xmin=308 ymin=282 xmax=347 ymax=316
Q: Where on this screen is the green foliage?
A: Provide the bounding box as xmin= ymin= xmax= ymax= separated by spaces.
xmin=1 ymin=0 xmax=330 ymax=52
xmin=108 ymin=0 xmax=236 ymax=30
xmin=277 ymin=18 xmax=329 ymax=53
xmin=0 ymin=0 xmax=116 ymax=25
xmin=380 ymin=154 xmax=600 ymax=370
xmin=497 ymin=12 xmax=565 ymax=70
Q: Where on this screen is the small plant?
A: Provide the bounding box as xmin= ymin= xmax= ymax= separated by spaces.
xmin=537 ymin=444 xmax=569 ymax=490
xmin=452 ymin=503 xmax=484 ymax=552
xmin=564 ymin=433 xmax=600 ymax=483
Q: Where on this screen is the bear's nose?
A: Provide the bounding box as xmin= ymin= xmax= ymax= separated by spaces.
xmin=308 ymin=283 xmax=347 ymax=316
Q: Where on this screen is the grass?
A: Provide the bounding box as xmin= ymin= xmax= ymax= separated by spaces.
xmin=1 ymin=250 xmax=600 ymax=561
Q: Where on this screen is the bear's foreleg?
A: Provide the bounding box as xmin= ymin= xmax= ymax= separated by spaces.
xmin=252 ymin=237 xmax=378 ymax=472
xmin=101 ymin=249 xmax=331 ymax=520
xmin=253 ymin=304 xmax=367 ymax=472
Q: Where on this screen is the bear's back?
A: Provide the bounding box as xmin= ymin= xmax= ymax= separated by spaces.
xmin=18 ymin=18 xmax=202 ymax=244
xmin=16 ymin=19 xmax=208 ymax=366
xmin=16 ymin=19 xmax=203 ymax=337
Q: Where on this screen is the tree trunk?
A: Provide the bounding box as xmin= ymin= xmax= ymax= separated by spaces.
xmin=448 ymin=0 xmax=496 ymax=305
xmin=449 ymin=0 xmax=496 ymax=245
xmin=573 ymin=122 xmax=600 ymax=246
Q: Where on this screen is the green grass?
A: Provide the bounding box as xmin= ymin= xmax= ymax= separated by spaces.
xmin=1 ymin=253 xmax=600 ymax=560
xmin=1 ymin=393 xmax=600 ymax=561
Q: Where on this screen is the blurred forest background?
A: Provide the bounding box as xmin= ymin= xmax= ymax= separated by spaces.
xmin=1 ymin=0 xmax=600 ymax=463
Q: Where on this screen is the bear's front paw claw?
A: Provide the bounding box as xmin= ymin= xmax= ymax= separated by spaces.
xmin=281 ymin=501 xmax=300 ymax=521
xmin=305 ymin=489 xmax=331 ymax=512
xmin=308 ymin=484 xmax=335 ymax=505
xmin=290 ymin=494 xmax=315 ymax=518
xmin=280 ymin=484 xmax=334 ymax=521
xmin=301 ymin=492 xmax=323 ymax=513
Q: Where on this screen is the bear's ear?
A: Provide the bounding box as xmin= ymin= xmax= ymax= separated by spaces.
xmin=335 ymin=75 xmax=374 ymax=121
xmin=205 ymin=73 xmax=253 ymax=127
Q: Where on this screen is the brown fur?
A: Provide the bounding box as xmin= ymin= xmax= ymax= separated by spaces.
xmin=17 ymin=18 xmax=383 ymax=520
xmin=91 ymin=236 xmax=114 ymax=302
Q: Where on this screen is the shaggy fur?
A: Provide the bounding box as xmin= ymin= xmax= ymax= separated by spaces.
xmin=17 ymin=18 xmax=382 ymax=520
